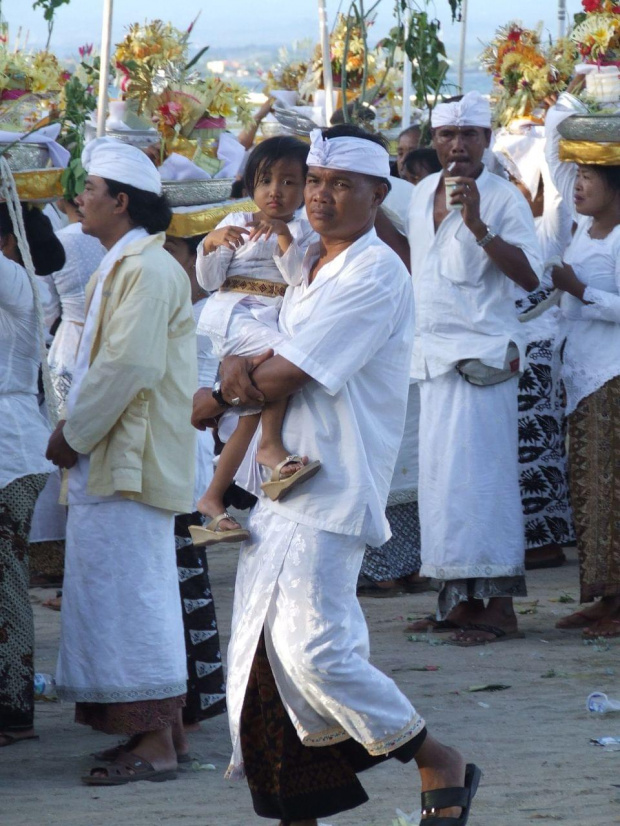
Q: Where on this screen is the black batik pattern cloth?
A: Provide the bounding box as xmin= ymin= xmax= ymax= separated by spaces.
xmin=361 ymin=501 xmax=422 ymax=583
xmin=240 ymin=632 xmax=427 ymax=822
xmin=0 ymin=473 xmax=48 ymax=731
xmin=518 ymin=338 xmax=575 ymax=549
xmin=174 ymin=513 xmax=226 ymax=725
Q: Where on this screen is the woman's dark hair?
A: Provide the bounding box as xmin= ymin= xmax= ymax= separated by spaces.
xmin=104 ymin=179 xmax=172 ymax=234
xmin=587 ymin=165 xmax=620 ymax=193
xmin=243 ymin=136 xmax=309 ymax=198
xmin=0 ymin=203 xmax=65 ymax=275
xmin=320 ymin=123 xmax=392 ymax=190
xmin=404 ymin=147 xmax=442 ymax=178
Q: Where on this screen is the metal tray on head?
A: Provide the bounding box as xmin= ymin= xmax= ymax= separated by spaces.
xmin=557 ymin=114 xmax=620 ymax=142
xmin=106 ymin=128 xmax=160 ymax=148
xmin=162 ymin=178 xmax=234 ymax=207
xmin=272 ymin=106 xmax=319 ymax=137
xmin=0 ymin=141 xmax=49 ymax=171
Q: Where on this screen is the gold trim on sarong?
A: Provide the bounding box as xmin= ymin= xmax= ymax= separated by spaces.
xmin=559 ymin=140 xmax=620 ymax=166
xmin=167 ymin=199 xmax=259 ymax=238
xmin=220 ymin=275 xmax=286 ymax=298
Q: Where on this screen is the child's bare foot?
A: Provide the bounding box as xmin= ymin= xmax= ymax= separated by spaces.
xmin=256 ymin=445 xmax=307 ymax=479
xmin=197 ymin=493 xmax=243 ymax=532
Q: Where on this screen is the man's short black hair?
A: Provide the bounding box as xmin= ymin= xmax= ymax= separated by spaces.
xmin=399 ymin=124 xmax=421 ymax=140
xmin=104 ymin=179 xmax=172 ymax=234
xmin=319 ymin=124 xmax=391 ymax=191
xmin=243 ymin=136 xmax=309 ymax=199
xmin=404 ymin=147 xmax=442 ymax=177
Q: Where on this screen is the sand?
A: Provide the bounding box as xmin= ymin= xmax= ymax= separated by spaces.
xmin=2 ymin=545 xmax=619 ymax=826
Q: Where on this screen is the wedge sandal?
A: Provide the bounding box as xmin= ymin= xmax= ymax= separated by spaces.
xmin=260 ymin=455 xmax=321 ymax=502
xmin=189 ymin=512 xmax=250 ymax=547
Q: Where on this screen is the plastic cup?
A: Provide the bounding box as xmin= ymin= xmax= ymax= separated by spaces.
xmin=445 ymin=176 xmax=463 ymax=211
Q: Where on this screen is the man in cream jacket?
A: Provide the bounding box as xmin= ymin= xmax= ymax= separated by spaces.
xmin=46 ymin=138 xmax=196 ymax=786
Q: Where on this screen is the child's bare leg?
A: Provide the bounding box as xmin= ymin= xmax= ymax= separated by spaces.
xmin=198 ymin=414 xmax=259 ymax=529
xmin=256 ymin=398 xmax=306 ymax=479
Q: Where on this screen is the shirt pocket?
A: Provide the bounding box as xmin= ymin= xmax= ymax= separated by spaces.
xmin=110 ymin=393 xmax=149 ymax=475
xmin=437 ymin=222 xmax=487 ymax=288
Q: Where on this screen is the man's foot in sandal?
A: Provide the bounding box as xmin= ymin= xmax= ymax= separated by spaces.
xmin=416 ymin=737 xmax=481 ymax=824
xmin=257 ymin=448 xmax=321 ymax=502
xmin=448 ymin=623 xmax=525 ymax=647
xmin=557 ymin=597 xmax=620 ymax=630
xmin=83 ymin=752 xmax=177 ymax=786
xmin=0 ymin=728 xmax=38 ymax=748
xmin=583 ymin=618 xmax=620 ymax=639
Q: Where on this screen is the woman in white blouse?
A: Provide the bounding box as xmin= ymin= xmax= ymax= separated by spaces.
xmin=546 ymin=97 xmax=620 ymax=638
xmin=0 ymin=202 xmax=64 ymax=746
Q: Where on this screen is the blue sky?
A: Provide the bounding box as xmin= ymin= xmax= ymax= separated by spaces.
xmin=2 ymin=0 xmax=584 ymax=60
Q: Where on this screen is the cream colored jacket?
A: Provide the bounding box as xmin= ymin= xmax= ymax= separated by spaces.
xmin=63 ymin=232 xmax=196 ymax=513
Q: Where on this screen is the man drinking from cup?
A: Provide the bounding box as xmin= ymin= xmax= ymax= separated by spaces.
xmin=404 ymin=92 xmax=543 ymax=645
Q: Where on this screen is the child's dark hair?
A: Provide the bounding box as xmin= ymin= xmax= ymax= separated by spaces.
xmin=0 ymin=203 xmax=65 ymax=275
xmin=104 ymin=179 xmax=172 ymax=234
xmin=243 ymin=136 xmax=309 ymax=198
xmin=404 ymin=148 xmax=442 ymax=178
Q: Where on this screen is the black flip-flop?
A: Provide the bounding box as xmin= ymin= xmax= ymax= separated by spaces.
xmin=420 ymin=763 xmax=482 ymax=825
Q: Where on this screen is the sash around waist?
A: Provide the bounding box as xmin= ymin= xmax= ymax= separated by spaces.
xmin=220 ymin=276 xmax=286 ymax=299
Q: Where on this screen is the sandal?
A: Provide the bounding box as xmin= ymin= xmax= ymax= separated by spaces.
xmin=260 ymin=455 xmax=321 ymax=502
xmin=82 ymin=752 xmax=177 ymax=786
xmin=404 ymin=616 xmax=462 ymax=634
xmin=420 ymin=763 xmax=482 ymax=825
xmin=189 ymin=512 xmax=250 ymax=547
xmin=91 ymin=734 xmax=142 ymax=762
xmin=447 ymin=623 xmax=524 ymax=647
xmin=0 ymin=732 xmax=39 ymax=748
xmin=555 ymin=610 xmax=597 ymax=630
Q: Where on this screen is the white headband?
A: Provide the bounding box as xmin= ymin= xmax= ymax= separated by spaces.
xmin=82 ymin=137 xmax=162 ymax=195
xmin=431 ymin=91 xmax=492 ymax=130
xmin=307 ymin=129 xmax=391 ymax=179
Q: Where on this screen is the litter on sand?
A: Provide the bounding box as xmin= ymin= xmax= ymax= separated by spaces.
xmin=467 ymin=684 xmax=511 ymax=693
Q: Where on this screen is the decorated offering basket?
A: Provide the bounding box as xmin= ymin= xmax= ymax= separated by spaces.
xmin=162 ymin=178 xmax=234 ymax=207
xmin=558 ymin=113 xmax=620 ymax=165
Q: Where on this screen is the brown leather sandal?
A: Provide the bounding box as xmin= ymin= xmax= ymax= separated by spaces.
xmin=82 ymin=752 xmax=177 ymax=786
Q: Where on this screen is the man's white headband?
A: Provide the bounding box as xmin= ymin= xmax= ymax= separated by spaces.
xmin=307 ymin=129 xmax=391 ymax=179
xmin=82 ymin=136 xmax=162 ymax=195
xmin=431 ymin=91 xmax=492 ymax=130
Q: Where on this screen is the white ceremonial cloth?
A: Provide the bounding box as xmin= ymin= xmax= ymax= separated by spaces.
xmin=406 ymin=166 xmax=543 ymax=379
xmin=387 ymin=382 xmax=420 ymax=507
xmin=82 ymin=136 xmax=162 ymax=195
xmin=0 ymin=255 xmax=53 ymax=488
xmin=307 ymin=129 xmax=391 ymax=178
xmin=226 ymin=502 xmax=425 ymax=774
xmin=44 ymin=223 xmax=106 ymax=405
xmin=56 ymin=500 xmax=186 ymax=702
xmin=545 ymin=103 xmax=620 ymax=414
xmin=237 ymin=227 xmax=415 ymax=548
xmin=431 ymin=91 xmax=491 ymax=129
xmin=56 ymin=228 xmax=186 ymax=702
xmin=192 ymin=298 xmax=218 ymax=508
xmin=418 ymin=369 xmax=524 ymax=580
xmin=196 ymin=211 xmax=316 ymax=358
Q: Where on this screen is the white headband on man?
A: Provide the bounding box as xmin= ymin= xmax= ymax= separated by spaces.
xmin=82 ymin=137 xmax=162 ymax=195
xmin=431 ymin=91 xmax=492 ymax=130
xmin=307 ymin=129 xmax=391 ymax=179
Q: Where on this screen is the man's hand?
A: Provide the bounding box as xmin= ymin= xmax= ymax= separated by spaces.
xmin=551 ymin=263 xmax=588 ymax=302
xmin=46 ymin=420 xmax=78 ymax=469
xmin=220 ymin=350 xmax=274 ymax=406
xmin=191 ymin=388 xmax=224 ymax=431
xmin=449 ymin=176 xmax=486 ymax=238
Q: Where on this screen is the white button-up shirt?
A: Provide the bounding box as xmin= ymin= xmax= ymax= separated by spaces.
xmin=239 ymin=228 xmax=415 ymax=547
xmin=406 ymin=166 xmax=542 ymax=380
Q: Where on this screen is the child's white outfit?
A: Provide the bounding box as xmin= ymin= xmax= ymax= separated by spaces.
xmin=196 ymin=211 xmax=315 ymax=360
xmin=196 ymin=210 xmax=316 ymax=440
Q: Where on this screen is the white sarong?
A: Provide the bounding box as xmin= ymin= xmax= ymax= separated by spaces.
xmin=226 ymin=503 xmax=424 ymax=775
xmin=56 ymin=499 xmax=187 ymax=703
xmin=418 ymin=369 xmax=524 ymax=580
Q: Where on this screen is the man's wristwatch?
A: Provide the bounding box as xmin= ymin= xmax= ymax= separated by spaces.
xmin=212 ymin=381 xmax=230 ymax=407
xmin=476 ymin=226 xmax=497 ymax=248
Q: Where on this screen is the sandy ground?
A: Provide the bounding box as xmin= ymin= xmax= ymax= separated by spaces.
xmin=2 ymin=545 xmax=620 ymax=826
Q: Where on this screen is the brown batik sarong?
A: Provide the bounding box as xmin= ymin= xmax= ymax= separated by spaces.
xmin=75 ymin=695 xmax=185 ymax=735
xmin=0 ymin=473 xmax=49 ymax=731
xmin=240 ymin=633 xmax=427 ymax=822
xmin=569 ymin=376 xmax=620 ymax=603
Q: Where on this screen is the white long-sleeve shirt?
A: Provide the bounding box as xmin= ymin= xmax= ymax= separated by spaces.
xmin=545 ymin=102 xmax=620 ymax=414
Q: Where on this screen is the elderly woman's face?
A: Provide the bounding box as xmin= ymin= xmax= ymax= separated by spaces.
xmin=304 ymin=166 xmax=387 ymax=241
